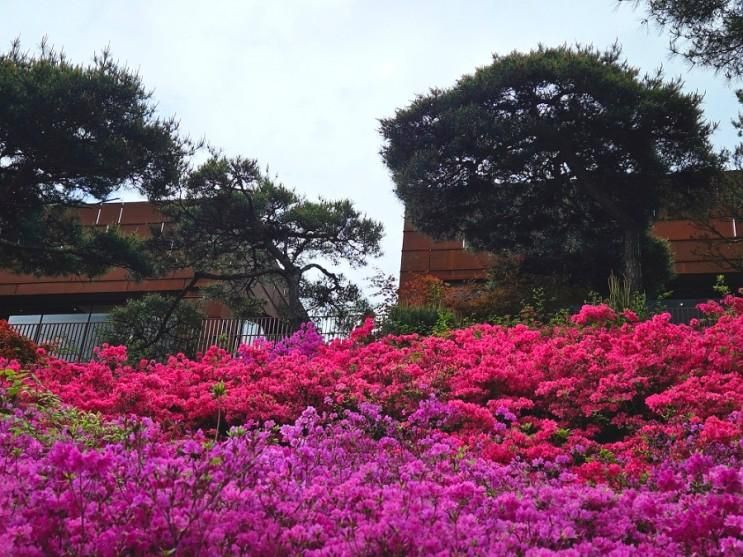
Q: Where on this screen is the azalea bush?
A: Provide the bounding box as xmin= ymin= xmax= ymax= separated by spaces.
xmin=1 ymin=395 xmax=741 ymax=556
xmin=0 ymin=320 xmax=38 ymax=364
xmin=1 ymin=300 xmax=742 ymax=554
xmin=4 ymin=300 xmax=739 ymax=471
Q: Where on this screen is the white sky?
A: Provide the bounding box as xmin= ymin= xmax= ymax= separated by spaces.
xmin=3 ymin=0 xmax=742 ymax=294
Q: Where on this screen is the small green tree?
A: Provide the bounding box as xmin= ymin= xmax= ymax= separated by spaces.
xmin=151 ymin=155 xmax=384 ymax=328
xmin=105 ymin=294 xmax=205 ymax=361
xmin=0 ymin=39 xmax=190 ymax=276
xmin=379 ymin=305 xmax=445 ymax=336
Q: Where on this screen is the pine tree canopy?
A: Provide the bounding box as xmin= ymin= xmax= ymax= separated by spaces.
xmin=152 ymin=155 xmax=384 ymax=324
xmin=629 ymin=0 xmax=743 ymax=78
xmin=0 ymin=40 xmax=190 ymax=276
xmin=381 ymin=44 xmax=723 ymax=291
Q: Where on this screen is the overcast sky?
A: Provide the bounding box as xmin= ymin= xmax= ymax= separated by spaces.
xmin=3 ymin=0 xmax=742 ymax=293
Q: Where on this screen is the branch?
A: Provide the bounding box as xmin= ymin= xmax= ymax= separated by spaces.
xmin=300 ymin=262 xmax=341 ymax=283
xmin=687 ymin=218 xmax=743 ymax=273
xmin=193 ymin=268 xmax=282 ymax=282
xmin=559 ymin=150 xmax=641 ymax=231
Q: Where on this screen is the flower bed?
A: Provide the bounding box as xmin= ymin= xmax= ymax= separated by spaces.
xmin=9 ymin=306 xmax=742 ymax=474
xmin=1 ymin=399 xmax=741 ymax=555
xmin=1 ymin=302 xmax=742 ymax=555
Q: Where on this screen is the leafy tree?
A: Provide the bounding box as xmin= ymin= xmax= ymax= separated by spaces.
xmin=105 ymin=294 xmax=205 ymax=361
xmin=624 ymin=2 xmax=743 ymax=276
xmin=0 ymin=39 xmax=190 ymax=276
xmin=381 ymin=45 xmax=722 ymax=292
xmin=152 ymin=155 xmax=384 ymax=326
xmin=628 ymin=0 xmax=743 ymax=78
xmin=366 ymin=270 xmax=400 ymax=323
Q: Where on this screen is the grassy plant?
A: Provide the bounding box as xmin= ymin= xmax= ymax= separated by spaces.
xmin=211 ymin=380 xmax=226 ymax=442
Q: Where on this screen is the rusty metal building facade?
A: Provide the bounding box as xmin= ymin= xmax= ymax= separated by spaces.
xmin=0 ymin=202 xmax=285 ymax=320
xmin=399 ymin=216 xmax=743 ymax=302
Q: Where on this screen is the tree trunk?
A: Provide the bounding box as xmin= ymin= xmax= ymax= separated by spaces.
xmin=285 ymin=273 xmax=310 ymax=330
xmin=623 ymin=227 xmax=643 ymax=293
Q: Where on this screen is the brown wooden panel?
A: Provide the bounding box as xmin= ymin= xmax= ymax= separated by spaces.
xmin=0 ymin=271 xmax=80 ymax=285
xmin=0 ymin=202 xmax=284 ymax=318
xmin=0 ymin=270 xmax=25 ymax=282
xmin=125 ymin=278 xmax=192 ymax=292
xmin=121 ymin=202 xmax=164 ymax=224
xmin=675 ymin=260 xmax=740 ymax=274
xmin=435 ymin=239 xmax=468 ymax=250
xmin=401 ymin=215 xmax=742 ymax=285
xmin=428 ymin=250 xmax=453 ymax=271
xmin=400 ymin=251 xmax=431 ymax=272
xmin=434 ymin=268 xmax=489 ymax=281
xmin=402 ymin=231 xmax=435 ymax=250
xmin=0 ymin=284 xmax=18 ymax=296
xmin=447 ymin=250 xmax=492 ymax=270
xmin=402 ymin=268 xmax=489 ymax=284
xmin=14 ymin=282 xmax=83 ymax=295
xmin=402 ymin=229 xmax=465 ymax=251
xmin=97 ymin=203 xmax=124 ymax=225
xmin=69 ymin=281 xmax=133 ymax=294
xmin=13 ymin=280 xmax=115 ymax=295
xmin=76 ymin=206 xmax=100 ymax=225
xmin=669 ymin=239 xmax=743 ymax=262
xmin=654 ymin=219 xmax=734 ymax=240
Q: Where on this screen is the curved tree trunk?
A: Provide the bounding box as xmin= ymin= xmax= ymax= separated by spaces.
xmin=623 ymin=227 xmax=643 ymax=293
xmin=285 ymin=272 xmax=310 ymax=330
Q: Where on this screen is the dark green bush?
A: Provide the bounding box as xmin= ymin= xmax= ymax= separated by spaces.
xmin=105 ymin=294 xmax=205 ymax=362
xmin=642 ymin=234 xmax=676 ymax=298
xmin=379 ymin=305 xmax=450 ymax=336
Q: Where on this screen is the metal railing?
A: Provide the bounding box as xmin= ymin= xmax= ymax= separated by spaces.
xmin=8 ymin=315 xmax=362 ymax=363
xmin=194 ymin=315 xmax=360 ymax=354
xmin=5 ymin=303 xmax=711 ymax=363
xmin=651 ymin=300 xmax=707 ymax=324
xmin=10 ymin=320 xmax=113 ymax=362
xmin=662 ymin=305 xmax=705 ymax=324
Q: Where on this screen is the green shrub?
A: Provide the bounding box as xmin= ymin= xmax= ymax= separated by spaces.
xmin=1 ymin=367 xmax=129 ymax=446
xmin=105 ymin=294 xmax=205 ymax=361
xmin=380 ymin=305 xmax=446 ymax=336
xmin=641 ymin=234 xmax=676 ymax=298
